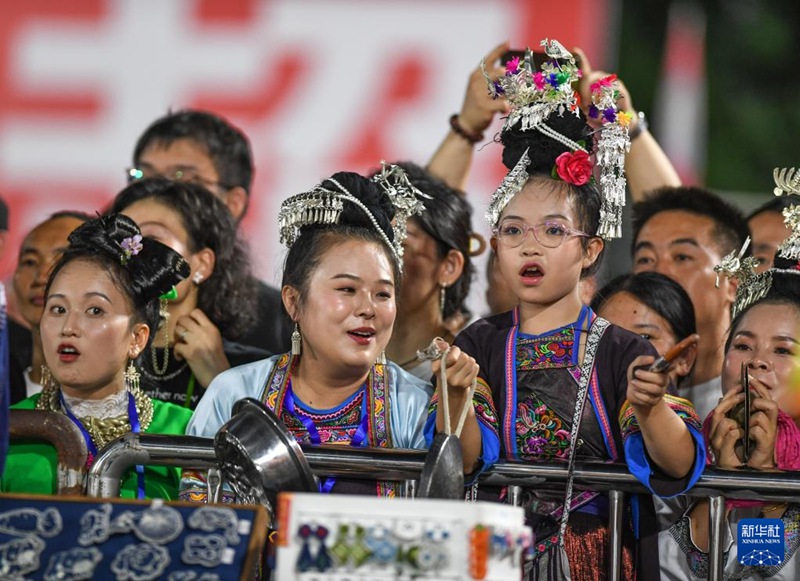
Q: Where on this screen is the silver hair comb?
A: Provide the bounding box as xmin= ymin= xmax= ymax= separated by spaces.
xmin=774 ymin=167 xmax=800 ymax=197
xmin=485 ymin=148 xmax=530 ymax=228
xmin=371 ymin=161 xmax=430 ymax=259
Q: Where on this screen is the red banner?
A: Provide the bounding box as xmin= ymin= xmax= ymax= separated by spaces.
xmin=0 ymin=0 xmax=608 ymax=302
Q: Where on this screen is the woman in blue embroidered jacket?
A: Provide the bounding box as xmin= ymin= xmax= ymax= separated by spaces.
xmin=183 ymin=170 xmax=498 ymax=499
xmin=445 ymin=43 xmax=706 ymax=580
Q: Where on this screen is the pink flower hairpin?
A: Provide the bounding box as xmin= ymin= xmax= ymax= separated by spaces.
xmin=120 ymin=234 xmax=143 ymax=265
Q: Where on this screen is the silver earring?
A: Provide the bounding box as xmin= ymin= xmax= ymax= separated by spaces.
xmin=439 ymin=283 xmax=448 ymax=317
xmin=192 ymin=272 xmax=204 ymax=285
xmin=291 ymin=323 xmax=302 ymax=356
xmin=124 ymin=361 xmax=141 ymax=393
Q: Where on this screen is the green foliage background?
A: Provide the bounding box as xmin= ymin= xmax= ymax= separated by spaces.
xmin=619 ymin=0 xmax=800 ymax=195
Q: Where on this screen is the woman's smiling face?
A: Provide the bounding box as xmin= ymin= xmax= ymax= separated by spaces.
xmin=289 ymin=238 xmax=397 ymax=375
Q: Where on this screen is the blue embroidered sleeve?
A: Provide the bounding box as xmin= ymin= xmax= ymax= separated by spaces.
xmin=423 ymin=378 xmax=501 ymax=481
xmin=620 ymin=395 xmax=706 ymax=497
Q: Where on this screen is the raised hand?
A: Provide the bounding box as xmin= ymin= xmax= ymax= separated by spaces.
xmin=708 ymin=385 xmax=747 ymax=468
xmin=458 ymin=41 xmax=512 ymax=136
xmin=173 ymin=308 xmax=231 ymax=388
xmin=572 ymin=47 xmax=636 ymax=129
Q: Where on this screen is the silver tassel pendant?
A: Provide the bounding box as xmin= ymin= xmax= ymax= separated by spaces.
xmin=291 ymin=323 xmax=302 ymax=356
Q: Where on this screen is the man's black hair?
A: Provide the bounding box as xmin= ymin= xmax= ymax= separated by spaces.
xmin=133 ymin=109 xmax=253 ymax=195
xmin=632 ymin=186 xmax=749 ymax=257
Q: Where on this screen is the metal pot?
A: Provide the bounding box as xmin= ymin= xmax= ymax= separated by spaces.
xmin=214 ymin=398 xmax=317 ymax=511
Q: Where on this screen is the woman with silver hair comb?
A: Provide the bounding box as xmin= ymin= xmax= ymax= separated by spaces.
xmin=182 ymin=169 xmax=499 ymax=501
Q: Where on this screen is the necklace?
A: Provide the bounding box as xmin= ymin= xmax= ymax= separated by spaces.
xmin=140 ymin=358 xmax=188 ymax=382
xmin=150 ymin=341 xmax=170 ymax=376
xmin=36 ymin=380 xmax=154 ymax=450
xmin=150 ymin=303 xmax=171 ymax=375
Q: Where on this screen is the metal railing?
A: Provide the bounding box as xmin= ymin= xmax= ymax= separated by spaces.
xmin=87 ymin=434 xmax=800 ymax=581
xmin=86 ymin=434 xmax=217 ymax=498
xmin=9 ymin=409 xmax=88 ymax=495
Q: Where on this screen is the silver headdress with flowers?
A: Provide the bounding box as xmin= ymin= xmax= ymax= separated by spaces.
xmin=485 ymin=39 xmax=583 ymax=138
xmin=590 ymin=75 xmax=632 ymax=239
xmin=279 ymin=168 xmax=425 ymax=270
xmin=482 ymin=39 xmax=631 ymax=239
xmin=716 ymin=167 xmax=800 ymax=317
xmin=773 ymin=167 xmax=800 ymax=260
xmin=371 ymin=161 xmax=430 ymax=259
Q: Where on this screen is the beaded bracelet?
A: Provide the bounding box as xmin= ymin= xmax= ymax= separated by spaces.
xmin=449 ymin=114 xmax=484 ymax=144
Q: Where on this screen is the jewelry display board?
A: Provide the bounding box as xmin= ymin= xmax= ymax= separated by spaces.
xmin=0 ymin=493 xmax=268 ymax=580
xmin=274 ymin=493 xmax=532 ymax=580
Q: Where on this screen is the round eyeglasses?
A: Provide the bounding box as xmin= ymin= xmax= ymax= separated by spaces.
xmin=493 ymin=219 xmax=590 ymax=248
xmin=126 ymin=167 xmax=231 ymax=191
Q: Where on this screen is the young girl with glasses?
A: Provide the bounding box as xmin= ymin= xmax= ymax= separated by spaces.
xmin=441 ymin=42 xmax=706 ymax=580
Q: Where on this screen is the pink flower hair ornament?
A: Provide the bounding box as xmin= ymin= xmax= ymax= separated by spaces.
xmin=120 ymin=234 xmax=143 ymax=265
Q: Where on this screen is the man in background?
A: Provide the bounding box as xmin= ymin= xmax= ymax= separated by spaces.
xmin=130 ymin=110 xmax=291 ymax=355
xmin=631 ymin=186 xmax=749 ymax=419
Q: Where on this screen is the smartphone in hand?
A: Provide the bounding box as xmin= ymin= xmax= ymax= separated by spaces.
xmin=727 ymin=362 xmax=753 ymax=462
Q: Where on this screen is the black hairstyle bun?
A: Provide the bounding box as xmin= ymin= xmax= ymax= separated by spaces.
xmin=500 ymin=110 xmax=591 ymax=173
xmin=771 ymin=253 xmax=800 ymax=272
xmin=320 ymin=171 xmax=396 ymax=244
xmin=65 ymin=213 xmax=190 ymax=306
xmin=768 ymin=253 xmax=800 ymax=299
